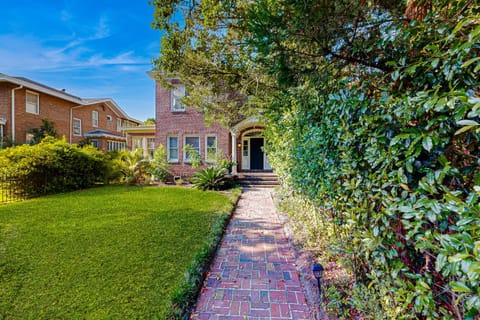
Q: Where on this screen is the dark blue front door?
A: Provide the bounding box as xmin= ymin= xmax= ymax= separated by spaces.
xmin=250 ymin=138 xmax=264 ymax=170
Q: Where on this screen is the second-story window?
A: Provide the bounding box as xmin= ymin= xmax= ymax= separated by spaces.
xmin=73 ymin=118 xmax=82 ymax=136
xmin=171 ymin=85 xmax=186 ymax=112
xmin=117 ymin=118 xmax=122 ymax=132
xmin=26 ymin=91 xmax=39 ymax=114
xmin=92 ymin=111 xmax=99 ymax=127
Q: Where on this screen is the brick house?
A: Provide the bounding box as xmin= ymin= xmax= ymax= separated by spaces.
xmin=155 ymin=79 xmax=271 ymax=176
xmin=0 ymin=73 xmax=140 ymax=151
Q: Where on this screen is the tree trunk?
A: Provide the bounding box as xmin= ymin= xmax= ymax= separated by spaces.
xmin=405 ymin=0 xmax=431 ymax=21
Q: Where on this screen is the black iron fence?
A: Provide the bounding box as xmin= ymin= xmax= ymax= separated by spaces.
xmin=0 ymin=173 xmax=31 ymax=204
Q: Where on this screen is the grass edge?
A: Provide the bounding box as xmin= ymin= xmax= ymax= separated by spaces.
xmin=162 ymin=186 xmax=242 ymax=319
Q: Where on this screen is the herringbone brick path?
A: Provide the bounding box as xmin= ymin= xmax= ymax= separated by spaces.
xmin=191 ymin=189 xmax=312 ymax=320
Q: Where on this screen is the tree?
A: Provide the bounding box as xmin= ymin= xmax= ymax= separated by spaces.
xmin=151 ymin=0 xmax=272 ymax=127
xmin=151 ymin=0 xmax=480 ymax=317
xmin=144 ymin=118 xmax=156 ymax=125
xmin=30 ymin=118 xmax=57 ymax=144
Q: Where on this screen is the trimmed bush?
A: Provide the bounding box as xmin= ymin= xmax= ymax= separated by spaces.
xmin=0 ymin=137 xmax=113 ymax=196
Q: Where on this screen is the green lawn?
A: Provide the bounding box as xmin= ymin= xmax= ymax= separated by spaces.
xmin=0 ymin=186 xmax=234 ymax=319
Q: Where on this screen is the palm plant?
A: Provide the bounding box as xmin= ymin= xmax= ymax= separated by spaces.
xmin=190 ymin=166 xmax=230 ymax=191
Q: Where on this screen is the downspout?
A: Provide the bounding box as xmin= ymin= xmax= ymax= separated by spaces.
xmin=11 ymin=85 xmax=23 ymax=144
xmin=69 ymin=104 xmax=84 ymax=143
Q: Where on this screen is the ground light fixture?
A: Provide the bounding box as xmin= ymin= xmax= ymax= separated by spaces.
xmin=312 ymin=262 xmax=324 ymax=299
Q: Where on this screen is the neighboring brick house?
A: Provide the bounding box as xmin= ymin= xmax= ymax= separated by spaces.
xmin=0 ymin=72 xmax=140 ymax=151
xmin=154 ymin=78 xmax=271 ymax=176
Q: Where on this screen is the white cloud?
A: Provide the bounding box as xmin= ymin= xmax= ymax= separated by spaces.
xmin=0 ymin=15 xmax=149 ymax=74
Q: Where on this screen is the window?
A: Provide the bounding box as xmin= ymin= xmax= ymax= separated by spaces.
xmin=171 ymin=85 xmax=186 ymax=111
xmin=107 ymin=115 xmax=113 ymax=129
xmin=184 ymin=136 xmax=200 ymax=163
xmin=107 ymin=141 xmax=125 ymax=151
xmin=206 ymin=135 xmax=217 ymax=163
xmin=92 ymin=111 xmax=99 ymax=127
xmin=117 ymin=119 xmax=122 ymax=132
xmin=25 ymin=133 xmax=34 ymax=144
xmin=73 ymin=118 xmax=82 ymax=136
xmin=167 ymin=136 xmax=179 ymax=162
xmin=26 ymin=91 xmax=39 ymax=114
xmin=91 ymin=139 xmax=99 ymax=149
xmin=132 ymin=137 xmax=142 ymax=150
xmin=147 ymin=138 xmax=156 ymax=158
xmin=243 ymin=140 xmax=249 ymax=156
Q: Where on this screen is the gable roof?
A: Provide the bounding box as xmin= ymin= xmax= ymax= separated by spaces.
xmin=0 ymin=72 xmax=141 ymax=124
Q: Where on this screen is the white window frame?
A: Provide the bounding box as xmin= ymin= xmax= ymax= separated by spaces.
xmin=73 ymin=118 xmax=82 ymax=136
xmin=147 ymin=137 xmax=156 ymax=158
xmin=26 ymin=91 xmax=39 ymax=114
xmin=205 ymin=135 xmax=217 ymax=163
xmin=117 ymin=118 xmax=122 ymax=132
xmin=107 ymin=141 xmax=125 ymax=151
xmin=167 ymin=136 xmax=179 ymax=163
xmin=132 ymin=137 xmax=142 ymax=150
xmin=184 ymin=135 xmax=200 ymax=163
xmin=92 ymin=111 xmax=99 ymax=127
xmin=170 ymin=85 xmax=186 ymax=112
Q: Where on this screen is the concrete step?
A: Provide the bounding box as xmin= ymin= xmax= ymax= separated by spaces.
xmin=235 ymin=172 xmax=280 ymax=188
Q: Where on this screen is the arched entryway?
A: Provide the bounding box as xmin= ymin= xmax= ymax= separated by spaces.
xmin=240 ymin=129 xmax=271 ymax=171
xmin=230 ymin=117 xmax=271 ymax=173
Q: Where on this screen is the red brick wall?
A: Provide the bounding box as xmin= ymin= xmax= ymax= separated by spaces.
xmin=155 ymin=80 xmax=231 ymax=176
xmin=12 ymin=88 xmax=75 ymax=143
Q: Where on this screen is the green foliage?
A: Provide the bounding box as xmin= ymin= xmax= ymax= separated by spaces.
xmin=0 ymin=186 xmax=236 ymax=319
xmin=263 ymin=2 xmax=480 ymax=317
xmin=116 ymin=149 xmax=152 ymax=185
xmin=191 ymin=166 xmax=232 ymax=191
xmin=144 ymin=118 xmax=156 ymax=125
xmin=29 ymin=118 xmax=57 ymax=144
xmin=147 ymin=144 xmax=172 ymax=183
xmin=183 ymin=144 xmax=202 ymax=169
xmin=0 ymin=137 xmax=112 ymax=196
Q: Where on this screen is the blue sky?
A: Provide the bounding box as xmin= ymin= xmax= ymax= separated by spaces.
xmin=0 ymin=0 xmax=160 ymax=121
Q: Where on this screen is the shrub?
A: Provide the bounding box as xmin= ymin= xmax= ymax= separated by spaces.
xmin=0 ymin=137 xmax=113 ymax=196
xmin=191 ymin=166 xmax=232 ymax=191
xmin=29 ymin=118 xmax=57 ymax=144
xmin=147 ymin=144 xmax=171 ymax=183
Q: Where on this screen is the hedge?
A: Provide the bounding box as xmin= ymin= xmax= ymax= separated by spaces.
xmin=264 ymin=11 xmax=480 ymax=319
xmin=0 ymin=137 xmax=112 ymax=196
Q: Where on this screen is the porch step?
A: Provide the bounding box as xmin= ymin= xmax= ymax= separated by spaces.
xmin=234 ymin=172 xmax=280 ymax=188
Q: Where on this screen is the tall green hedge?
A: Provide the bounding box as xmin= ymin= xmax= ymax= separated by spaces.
xmin=265 ymin=11 xmax=480 ymax=319
xmin=0 ymin=138 xmax=112 ymax=196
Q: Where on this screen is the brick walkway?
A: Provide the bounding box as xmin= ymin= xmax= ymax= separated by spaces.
xmin=191 ymin=189 xmax=312 ymax=320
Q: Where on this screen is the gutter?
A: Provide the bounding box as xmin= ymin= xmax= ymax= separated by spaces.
xmin=11 ymin=85 xmax=23 ymax=144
